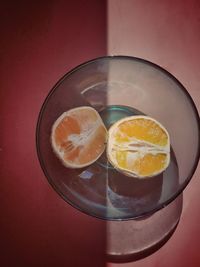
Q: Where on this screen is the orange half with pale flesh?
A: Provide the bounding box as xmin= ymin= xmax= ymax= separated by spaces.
xmin=51 ymin=106 xmax=107 ymax=168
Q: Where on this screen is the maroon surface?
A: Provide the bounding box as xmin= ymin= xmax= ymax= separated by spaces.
xmin=1 ymin=1 xmax=200 ymax=267
xmin=0 ymin=1 xmax=107 ymax=267
xmin=107 ymin=1 xmax=200 ymax=267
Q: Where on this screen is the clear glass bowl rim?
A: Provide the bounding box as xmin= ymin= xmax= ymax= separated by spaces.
xmin=36 ymin=55 xmax=200 ymax=221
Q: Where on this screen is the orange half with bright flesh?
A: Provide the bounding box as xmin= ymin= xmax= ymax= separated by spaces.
xmin=107 ymin=115 xmax=170 ymax=178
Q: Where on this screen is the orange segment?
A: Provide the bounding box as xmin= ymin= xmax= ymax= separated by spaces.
xmin=107 ymin=116 xmax=170 ymax=178
xmin=116 ymin=119 xmax=168 ymax=146
xmin=131 ymin=153 xmax=167 ymax=176
xmin=51 ymin=106 xmax=107 ymax=168
xmin=78 ymin=125 xmax=107 ymax=164
xmin=54 ymin=116 xmax=80 ymax=146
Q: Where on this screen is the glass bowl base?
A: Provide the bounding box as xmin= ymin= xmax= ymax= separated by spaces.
xmin=107 ymin=193 xmax=183 ymax=262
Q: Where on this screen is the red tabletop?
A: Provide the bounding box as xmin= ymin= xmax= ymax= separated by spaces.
xmin=108 ymin=1 xmax=200 ymax=267
xmin=1 ymin=1 xmax=200 ymax=267
xmin=1 ymin=1 xmax=107 ymax=267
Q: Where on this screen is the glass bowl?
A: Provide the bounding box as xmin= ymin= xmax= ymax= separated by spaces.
xmin=36 ymin=56 xmax=200 ymax=220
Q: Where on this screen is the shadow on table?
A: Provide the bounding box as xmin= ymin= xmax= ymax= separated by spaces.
xmin=106 ymin=193 xmax=183 ymax=263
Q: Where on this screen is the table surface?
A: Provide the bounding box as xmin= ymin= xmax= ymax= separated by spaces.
xmin=1 ymin=1 xmax=200 ymax=267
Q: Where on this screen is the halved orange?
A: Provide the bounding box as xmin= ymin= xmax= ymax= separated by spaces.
xmin=107 ymin=116 xmax=170 ymax=178
xmin=51 ymin=106 xmax=107 ymax=168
